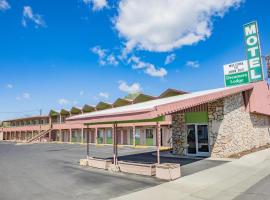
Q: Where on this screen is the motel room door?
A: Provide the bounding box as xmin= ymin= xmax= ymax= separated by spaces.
xmin=187 ymin=124 xmax=209 ymax=157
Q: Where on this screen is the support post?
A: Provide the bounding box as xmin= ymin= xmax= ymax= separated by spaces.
xmin=81 ymin=128 xmax=84 ymax=143
xmin=95 ymin=128 xmax=98 ymax=144
xmin=49 ymin=117 xmax=52 ymax=127
xmin=49 ymin=130 xmax=51 ymax=142
xmin=103 ymin=129 xmax=106 ymax=144
xmin=116 ymin=124 xmax=118 ymax=164
xmin=121 ymin=129 xmax=123 ymax=145
xmin=59 ymin=129 xmax=62 ymax=142
xmin=157 ymin=122 xmax=161 ymax=164
xmin=133 ymin=126 xmax=136 ymax=146
xmin=86 ymin=125 xmax=90 ymax=158
xmin=69 ymin=129 xmax=72 ymax=143
xmin=113 ymin=123 xmax=118 ymax=165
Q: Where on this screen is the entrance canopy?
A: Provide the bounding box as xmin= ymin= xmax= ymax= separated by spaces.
xmin=67 ymin=83 xmax=259 ymax=124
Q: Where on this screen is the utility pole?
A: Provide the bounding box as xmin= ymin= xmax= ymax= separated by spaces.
xmin=262 ymin=55 xmax=270 ymax=80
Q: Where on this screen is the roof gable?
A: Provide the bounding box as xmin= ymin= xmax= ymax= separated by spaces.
xmin=60 ymin=109 xmax=70 ymax=115
xmin=113 ymin=98 xmax=132 ymax=107
xmin=70 ymin=107 xmax=82 ymax=114
xmin=49 ymin=109 xmax=60 ymax=116
xmin=133 ymin=93 xmax=156 ymax=104
xmin=82 ymin=104 xmax=96 ymax=113
xmin=96 ymin=102 xmax=112 ymax=110
xmin=159 ymin=88 xmax=187 ymax=98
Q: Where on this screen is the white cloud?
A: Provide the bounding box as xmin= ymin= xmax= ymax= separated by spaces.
xmin=91 ymin=46 xmax=106 ymax=65
xmin=186 ymin=60 xmax=200 ymax=68
xmin=6 ymin=84 xmax=13 ymax=89
xmin=79 ymin=90 xmax=85 ymax=96
xmin=115 ymin=0 xmax=242 ymax=52
xmin=16 ymin=92 xmax=31 ymax=100
xmin=91 ymin=46 xmax=119 ymax=66
xmin=83 ymin=0 xmax=108 ymax=11
xmin=22 ymin=6 xmax=46 ymax=28
xmin=129 ymin=55 xmax=167 ymax=77
xmin=58 ymin=98 xmax=69 ymax=105
xmin=99 ymin=92 xmax=109 ymax=99
xmin=165 ymin=53 xmax=176 ymax=65
xmin=118 ymin=81 xmax=141 ymax=94
xmin=107 ymin=54 xmax=119 ymax=66
xmin=22 ymin=93 xmax=30 ymax=99
xmin=0 ymin=0 xmax=10 ymax=11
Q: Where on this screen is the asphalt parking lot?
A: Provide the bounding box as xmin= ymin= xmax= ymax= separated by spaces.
xmin=0 ymin=142 xmax=228 ymax=200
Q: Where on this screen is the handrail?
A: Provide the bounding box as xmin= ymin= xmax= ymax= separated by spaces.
xmin=27 ymin=128 xmax=52 ymax=143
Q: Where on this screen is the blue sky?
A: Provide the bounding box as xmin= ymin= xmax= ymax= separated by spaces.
xmin=0 ymin=0 xmax=269 ymax=120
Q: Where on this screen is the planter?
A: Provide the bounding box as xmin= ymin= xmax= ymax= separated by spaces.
xmin=118 ymin=161 xmax=156 ymax=176
xmin=88 ymin=157 xmax=112 ymax=170
xmin=80 ymin=159 xmax=88 ymax=166
xmin=156 ymin=163 xmax=181 ymax=180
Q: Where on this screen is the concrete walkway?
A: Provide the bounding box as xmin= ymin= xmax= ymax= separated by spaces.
xmin=112 ymin=149 xmax=270 ymax=200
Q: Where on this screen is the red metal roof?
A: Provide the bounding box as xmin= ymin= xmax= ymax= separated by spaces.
xmin=68 ymin=82 xmax=263 ymax=124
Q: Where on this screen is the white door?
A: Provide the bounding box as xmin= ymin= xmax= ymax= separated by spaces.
xmin=187 ymin=124 xmax=209 ymax=157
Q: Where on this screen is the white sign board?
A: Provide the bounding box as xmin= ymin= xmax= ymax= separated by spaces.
xmin=223 ymin=60 xmax=250 ymax=87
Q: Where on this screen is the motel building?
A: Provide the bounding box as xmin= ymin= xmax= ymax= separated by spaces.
xmin=1 ymin=81 xmax=270 ymax=158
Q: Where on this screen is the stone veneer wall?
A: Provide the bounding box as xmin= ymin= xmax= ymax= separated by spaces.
xmin=172 ymin=113 xmax=186 ymax=154
xmin=208 ymin=93 xmax=270 ymax=158
xmin=172 ymin=92 xmax=270 ymax=157
xmin=172 ymin=110 xmax=214 ymax=155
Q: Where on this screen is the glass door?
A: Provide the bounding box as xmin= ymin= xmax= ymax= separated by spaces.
xmin=187 ymin=125 xmax=196 ymax=154
xmin=187 ymin=124 xmax=209 ymax=157
xmin=197 ymin=125 xmax=209 ymax=157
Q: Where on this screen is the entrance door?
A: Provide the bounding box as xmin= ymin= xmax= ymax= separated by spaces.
xmin=123 ymin=130 xmax=128 ymax=145
xmin=187 ymin=124 xmax=209 ymax=157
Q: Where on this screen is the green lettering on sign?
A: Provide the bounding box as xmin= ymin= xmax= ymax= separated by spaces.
xmin=225 ymin=71 xmax=249 ymax=86
xmin=243 ymin=21 xmax=264 ymax=82
xmin=223 ymin=60 xmax=250 ymax=87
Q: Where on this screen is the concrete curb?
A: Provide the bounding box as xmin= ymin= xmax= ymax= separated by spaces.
xmin=111 ymin=148 xmax=270 ymax=200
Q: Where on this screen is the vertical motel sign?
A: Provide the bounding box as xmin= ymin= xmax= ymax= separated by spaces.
xmin=243 ymin=21 xmax=264 ymax=82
